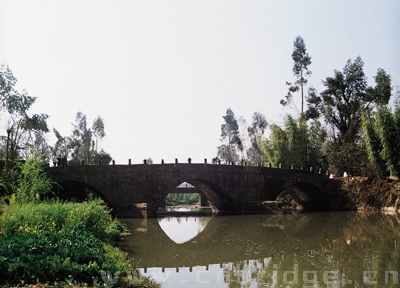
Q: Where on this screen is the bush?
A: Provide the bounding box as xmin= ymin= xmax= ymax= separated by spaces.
xmin=0 ymin=200 xmax=124 ymax=243
xmin=11 ymin=157 xmax=56 ymax=204
xmin=0 ymin=230 xmax=132 ymax=286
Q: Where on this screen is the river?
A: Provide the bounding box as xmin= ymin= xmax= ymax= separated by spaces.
xmin=119 ymin=211 xmax=400 ymax=287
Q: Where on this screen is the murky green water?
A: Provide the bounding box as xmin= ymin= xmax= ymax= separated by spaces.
xmin=119 ymin=211 xmax=400 ymax=287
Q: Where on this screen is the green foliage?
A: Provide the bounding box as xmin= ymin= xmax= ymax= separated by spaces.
xmin=362 ymin=111 xmax=389 ymax=177
xmin=165 ymin=193 xmax=200 ymax=206
xmin=0 ymin=230 xmax=132 ymax=286
xmin=306 ymin=57 xmax=392 ymax=174
xmin=10 ymin=157 xmax=56 ymax=204
xmin=363 ymin=104 xmax=400 ymax=177
xmin=375 ymin=107 xmax=400 ymax=177
xmin=263 ymin=114 xmax=326 ymax=169
xmin=0 ymin=200 xmax=124 ymax=243
xmin=0 ymin=197 xmax=142 ymax=286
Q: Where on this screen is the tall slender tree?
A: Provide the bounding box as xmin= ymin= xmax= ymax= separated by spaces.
xmin=281 ymin=36 xmax=312 ymax=115
xmin=247 ymin=112 xmax=268 ymax=165
xmin=92 ymin=115 xmax=106 ymax=152
xmin=68 ymin=112 xmax=92 ymax=164
xmin=217 ymin=108 xmax=243 ymax=164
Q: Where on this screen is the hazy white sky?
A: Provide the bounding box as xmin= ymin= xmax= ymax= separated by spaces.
xmin=1 ymin=0 xmax=399 ymax=164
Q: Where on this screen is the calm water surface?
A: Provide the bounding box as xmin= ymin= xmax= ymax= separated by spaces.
xmin=119 ymin=211 xmax=400 ymax=287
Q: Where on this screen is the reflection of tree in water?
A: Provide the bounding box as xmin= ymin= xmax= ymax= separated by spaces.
xmin=221 ymin=260 xmax=267 ymax=288
xmin=259 ymin=212 xmax=400 ymax=287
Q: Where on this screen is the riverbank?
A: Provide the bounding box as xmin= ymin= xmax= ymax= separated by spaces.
xmin=343 ymin=176 xmax=400 ymax=212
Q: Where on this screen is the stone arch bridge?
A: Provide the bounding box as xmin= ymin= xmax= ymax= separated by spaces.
xmin=48 ymin=161 xmax=339 ymax=218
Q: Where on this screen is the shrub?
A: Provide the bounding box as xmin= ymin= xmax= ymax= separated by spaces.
xmin=0 ymin=200 xmax=124 ymax=243
xmin=11 ymin=156 xmax=56 ymax=204
xmin=0 ymin=230 xmax=133 ymax=286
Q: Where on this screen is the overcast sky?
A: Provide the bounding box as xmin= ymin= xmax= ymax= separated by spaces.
xmin=1 ymin=0 xmax=399 ymax=164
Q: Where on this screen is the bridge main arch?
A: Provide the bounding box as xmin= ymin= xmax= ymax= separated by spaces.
xmin=154 ymin=172 xmax=241 ymax=215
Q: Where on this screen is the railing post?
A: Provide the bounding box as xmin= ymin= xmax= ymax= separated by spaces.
xmin=204 ymin=158 xmax=207 ymax=164
xmin=161 ymin=159 xmax=164 ymax=164
xmin=268 ymin=163 xmax=272 ymax=168
xmin=128 ymin=159 xmax=131 ymax=165
xmin=81 ymin=160 xmax=84 ymax=166
xmin=112 ymin=160 xmax=115 ymax=165
xmin=188 ymin=158 xmax=191 ymax=164
xmin=143 ymin=159 xmax=147 ymax=165
xmin=98 ymin=160 xmax=101 ymax=166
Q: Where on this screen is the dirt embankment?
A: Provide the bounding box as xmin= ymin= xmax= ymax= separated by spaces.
xmin=342 ymin=177 xmax=400 ymax=212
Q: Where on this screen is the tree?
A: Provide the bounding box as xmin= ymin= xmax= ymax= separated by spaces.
xmin=54 ymin=112 xmax=111 ymax=165
xmin=52 ymin=128 xmax=69 ymax=159
xmin=263 ymin=114 xmax=326 ymax=170
xmin=217 ymin=108 xmax=243 ymax=164
xmin=92 ymin=115 xmax=106 ymax=152
xmin=0 ymin=65 xmax=18 ymax=111
xmin=363 ymin=99 xmax=400 ymax=177
xmin=306 ymin=57 xmax=392 ymax=174
xmin=281 ymin=36 xmax=312 ymax=115
xmin=0 ymin=66 xmax=49 ymax=164
xmin=264 ymin=115 xmax=305 ymax=168
xmin=68 ymin=112 xmax=92 ymax=164
xmin=306 ymin=119 xmax=327 ymax=170
xmin=238 ymin=116 xmax=249 ymax=161
xmin=247 ymin=112 xmax=268 ymax=165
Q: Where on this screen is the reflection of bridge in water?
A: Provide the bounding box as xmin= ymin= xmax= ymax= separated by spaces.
xmin=119 ymin=212 xmax=363 ymax=271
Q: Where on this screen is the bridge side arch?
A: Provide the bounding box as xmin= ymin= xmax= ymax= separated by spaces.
xmin=284 ymin=180 xmax=329 ymax=212
xmin=159 ymin=172 xmax=242 ymax=215
xmin=55 ymin=180 xmax=116 ymax=212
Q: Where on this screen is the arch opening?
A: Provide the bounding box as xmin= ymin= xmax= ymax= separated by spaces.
xmin=157 ymin=181 xmax=212 ymax=216
xmin=284 ymin=182 xmax=328 ymax=212
xmin=55 ymin=180 xmax=115 ymax=212
xmin=155 ymin=174 xmax=241 ymax=216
